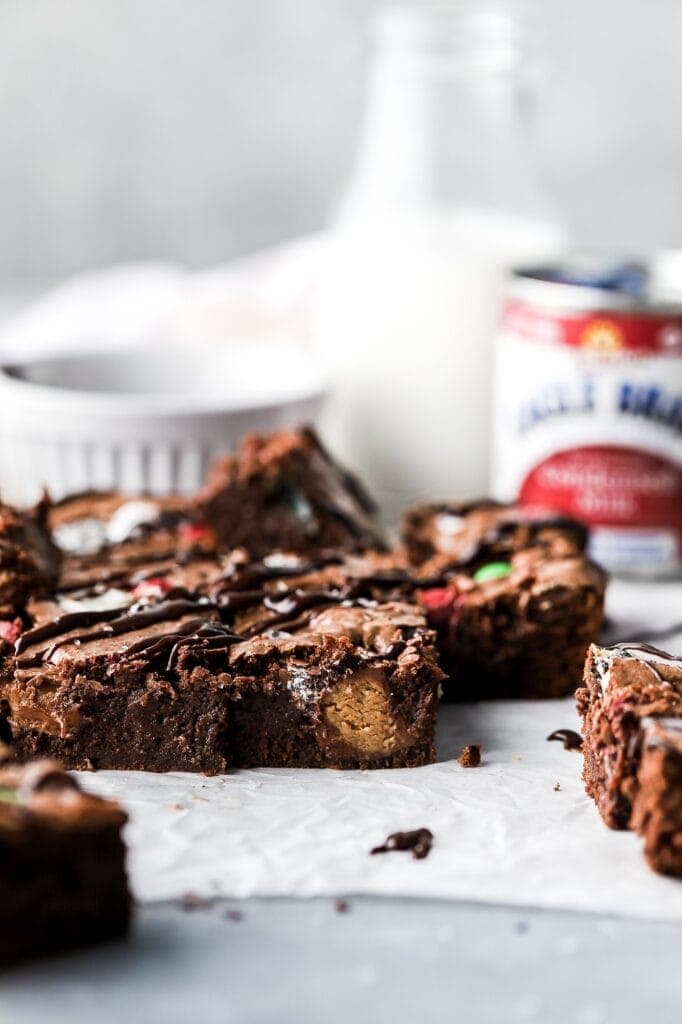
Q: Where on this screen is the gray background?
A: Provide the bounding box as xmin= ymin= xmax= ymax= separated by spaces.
xmin=0 ymin=0 xmax=681 ymax=282
xmin=3 ymin=897 xmax=682 ymax=1023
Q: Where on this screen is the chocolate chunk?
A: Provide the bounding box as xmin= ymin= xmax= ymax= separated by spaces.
xmin=547 ymin=729 xmax=583 ymax=752
xmin=458 ymin=744 xmax=482 ymax=767
xmin=371 ymin=828 xmax=433 ymax=860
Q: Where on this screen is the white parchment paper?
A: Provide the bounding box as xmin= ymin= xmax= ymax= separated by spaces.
xmin=79 ymin=578 xmax=682 ymax=920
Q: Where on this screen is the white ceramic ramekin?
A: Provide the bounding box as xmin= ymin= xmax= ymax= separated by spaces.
xmin=0 ymin=342 xmax=326 ymax=504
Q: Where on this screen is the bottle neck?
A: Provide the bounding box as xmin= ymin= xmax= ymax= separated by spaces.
xmin=339 ymin=5 xmax=555 ymax=225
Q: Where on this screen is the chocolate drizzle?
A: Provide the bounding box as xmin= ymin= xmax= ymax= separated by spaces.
xmin=207 ymin=561 xmax=442 ymax=638
xmin=607 ymin=641 xmax=682 ymax=665
xmin=605 ymin=642 xmax=682 ymax=683
xmin=21 ymin=551 xmax=435 ymax=673
xmin=119 ymin=619 xmax=244 ymax=671
xmin=220 ymin=552 xmax=342 ymax=589
xmin=17 ymin=599 xmax=219 ymax=667
xmin=16 ymin=606 xmax=131 ymax=654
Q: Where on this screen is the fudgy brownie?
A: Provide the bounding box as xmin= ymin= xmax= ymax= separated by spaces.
xmin=195 ymin=427 xmax=384 ymax=556
xmin=401 ymin=500 xmax=588 ymax=571
xmin=0 ymin=496 xmax=60 ymax=616
xmin=577 ymin=643 xmax=682 ymax=829
xmin=3 ymin=600 xmax=235 ymax=772
xmin=0 ymin=753 xmax=130 ymax=963
xmin=631 ymin=718 xmax=682 ymax=877
xmin=420 ymin=549 xmax=605 ymax=699
xmin=2 ymin=551 xmax=442 ymax=771
xmin=50 ymin=491 xmax=216 ymax=592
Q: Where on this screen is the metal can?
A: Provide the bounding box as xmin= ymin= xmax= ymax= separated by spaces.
xmin=491 ymin=258 xmax=682 ymax=576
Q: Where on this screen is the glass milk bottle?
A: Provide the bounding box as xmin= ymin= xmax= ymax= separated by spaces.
xmin=317 ymin=1 xmax=566 ymax=519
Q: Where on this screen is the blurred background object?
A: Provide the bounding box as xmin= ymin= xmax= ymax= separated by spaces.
xmin=1 ymin=0 xmax=682 ymax=283
xmin=317 ymin=1 xmax=564 ymax=511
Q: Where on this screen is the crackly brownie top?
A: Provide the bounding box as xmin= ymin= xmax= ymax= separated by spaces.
xmin=14 ymin=598 xmax=230 ymax=675
xmin=585 ymin=643 xmax=682 ymax=719
xmin=27 ymin=546 xmax=438 ymax=625
xmin=49 ymin=491 xmax=216 ymax=591
xmin=194 ymin=426 xmax=385 ymax=554
xmin=420 ymin=547 xmax=605 ymax=621
xmin=5 ymin=585 xmax=439 ymax=749
xmin=13 ymin=552 xmax=438 ymax=683
xmin=401 ymin=499 xmax=589 ymax=570
xmin=0 ymin=753 xmax=126 ymax=829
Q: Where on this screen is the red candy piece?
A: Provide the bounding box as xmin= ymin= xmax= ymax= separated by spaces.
xmin=132 ymin=577 xmax=172 ymax=600
xmin=0 ymin=619 xmax=22 ymax=644
xmin=420 ymin=586 xmax=460 ymax=627
xmin=421 ymin=587 xmax=456 ymax=612
xmin=178 ymin=522 xmax=211 ymax=543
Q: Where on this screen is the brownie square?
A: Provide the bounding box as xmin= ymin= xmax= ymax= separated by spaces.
xmin=401 ymin=500 xmax=588 ymax=571
xmin=0 ymin=755 xmax=130 ymax=963
xmin=3 ymin=550 xmax=442 ymax=771
xmin=3 ymin=600 xmax=233 ymax=772
xmin=632 ymin=718 xmax=682 ymax=877
xmin=194 ymin=427 xmax=384 ymax=556
xmin=49 ymin=491 xmax=215 ymax=592
xmin=399 ymin=499 xmax=603 ymax=699
xmin=224 ymin=601 xmax=441 ymax=769
xmin=420 ymin=549 xmax=605 ymax=699
xmin=577 ymin=643 xmax=682 ymax=829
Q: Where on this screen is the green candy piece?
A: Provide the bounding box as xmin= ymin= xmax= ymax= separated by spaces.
xmin=0 ymin=786 xmax=18 ymax=803
xmin=473 ymin=561 xmax=512 ymax=583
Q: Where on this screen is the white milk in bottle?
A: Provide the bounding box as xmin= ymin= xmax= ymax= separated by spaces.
xmin=317 ymin=3 xmax=565 ymax=518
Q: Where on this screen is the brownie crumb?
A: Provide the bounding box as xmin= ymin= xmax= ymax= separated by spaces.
xmin=371 ymin=828 xmax=433 ymax=860
xmin=515 ymin=921 xmax=529 ymax=935
xmin=546 ymin=728 xmax=583 ymax=752
xmin=181 ymin=892 xmax=216 ymax=912
xmin=459 ymin=744 xmax=481 ymax=768
xmin=553 ymin=782 xmax=561 ymax=792
xmin=334 ymin=899 xmax=350 ymax=913
xmin=223 ymin=909 xmax=244 ymax=922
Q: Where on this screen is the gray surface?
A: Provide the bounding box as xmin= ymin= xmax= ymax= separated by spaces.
xmin=2 ymin=896 xmax=681 ymax=1022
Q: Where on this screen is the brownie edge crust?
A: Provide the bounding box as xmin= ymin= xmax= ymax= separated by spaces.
xmin=631 ymin=718 xmax=682 ymax=877
xmin=577 ymin=643 xmax=682 ymax=830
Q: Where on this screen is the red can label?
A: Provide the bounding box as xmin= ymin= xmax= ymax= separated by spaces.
xmin=493 ymin=298 xmax=682 ymax=574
